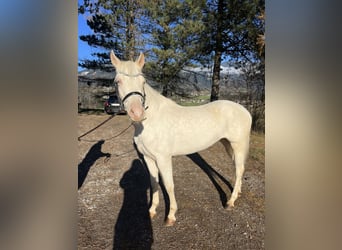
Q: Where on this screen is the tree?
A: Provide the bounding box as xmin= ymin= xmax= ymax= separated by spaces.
xmin=201 ymin=0 xmax=265 ymax=101
xmin=78 ymin=0 xmax=265 ymax=111
xmin=143 ymin=0 xmax=206 ymax=96
xmin=78 ymin=0 xmax=146 ymax=70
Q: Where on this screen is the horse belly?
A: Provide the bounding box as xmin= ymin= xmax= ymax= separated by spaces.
xmin=171 ymin=130 xmax=221 ymax=155
xmin=169 ymin=117 xmax=224 ymax=155
xmin=134 ymin=123 xmax=217 ymax=158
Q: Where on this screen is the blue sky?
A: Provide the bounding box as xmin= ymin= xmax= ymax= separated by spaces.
xmin=79 ymin=10 xmax=114 ymax=72
xmin=78 ymin=13 xmax=93 ymax=71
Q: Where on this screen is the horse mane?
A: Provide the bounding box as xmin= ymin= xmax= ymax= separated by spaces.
xmin=144 ymin=82 xmax=178 ymax=108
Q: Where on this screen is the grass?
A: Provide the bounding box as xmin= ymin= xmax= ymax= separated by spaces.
xmin=249 ymin=132 xmax=265 ymax=163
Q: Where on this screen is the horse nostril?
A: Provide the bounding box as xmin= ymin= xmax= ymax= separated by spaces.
xmin=129 ymin=107 xmax=144 ymax=121
xmin=131 ymin=108 xmax=138 ymax=115
xmin=129 ymin=108 xmax=135 ymax=116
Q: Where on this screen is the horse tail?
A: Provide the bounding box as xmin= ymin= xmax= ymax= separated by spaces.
xmin=240 ymin=113 xmax=252 ymax=163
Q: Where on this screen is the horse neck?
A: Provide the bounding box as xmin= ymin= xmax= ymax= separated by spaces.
xmin=144 ymin=83 xmax=177 ymax=113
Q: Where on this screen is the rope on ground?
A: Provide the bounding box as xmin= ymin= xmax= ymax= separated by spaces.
xmin=78 ymin=122 xmax=133 ymax=143
xmin=78 ymin=115 xmax=133 ymax=142
xmin=78 ymin=115 xmax=116 ymax=141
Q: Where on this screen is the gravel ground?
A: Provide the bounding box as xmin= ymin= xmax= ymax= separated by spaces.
xmin=78 ymin=114 xmax=265 ymax=250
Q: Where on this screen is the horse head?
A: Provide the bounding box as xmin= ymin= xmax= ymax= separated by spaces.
xmin=110 ymin=51 xmax=146 ymax=122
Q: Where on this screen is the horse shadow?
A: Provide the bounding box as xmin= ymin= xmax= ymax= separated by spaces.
xmin=78 ymin=140 xmax=111 ymax=189
xmin=113 ymin=159 xmax=153 ymax=250
xmin=187 ymin=153 xmax=233 ymax=208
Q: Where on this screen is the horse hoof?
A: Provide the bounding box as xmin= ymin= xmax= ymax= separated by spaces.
xmin=225 ymin=205 xmax=234 ymax=211
xmin=225 ymin=201 xmax=235 ymax=210
xmin=164 ymin=218 xmax=176 ymax=227
xmin=149 ymin=212 xmax=156 ymax=219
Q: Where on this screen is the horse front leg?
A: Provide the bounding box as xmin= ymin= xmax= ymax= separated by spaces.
xmin=157 ymin=156 xmax=177 ymax=226
xmin=144 ymin=156 xmax=159 ymax=219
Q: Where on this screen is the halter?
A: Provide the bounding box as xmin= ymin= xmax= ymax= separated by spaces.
xmin=116 ymin=71 xmax=148 ymax=110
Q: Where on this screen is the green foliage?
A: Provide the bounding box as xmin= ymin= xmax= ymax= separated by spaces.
xmin=141 ymin=0 xmax=207 ymax=96
xmin=79 ymin=0 xmax=265 ymax=102
xmin=78 ymin=0 xmax=146 ymax=70
xmin=202 ymin=0 xmax=265 ymax=101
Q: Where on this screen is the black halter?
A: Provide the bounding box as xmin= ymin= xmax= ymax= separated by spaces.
xmin=121 ymin=91 xmax=145 ymax=106
xmin=116 ymin=71 xmax=148 ymax=109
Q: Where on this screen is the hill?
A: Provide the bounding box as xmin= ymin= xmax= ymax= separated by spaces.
xmin=78 ymin=65 xmax=249 ymax=111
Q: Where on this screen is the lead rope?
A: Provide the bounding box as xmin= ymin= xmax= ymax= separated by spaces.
xmin=78 ymin=115 xmax=115 ymax=141
xmin=78 ymin=115 xmax=133 ymax=143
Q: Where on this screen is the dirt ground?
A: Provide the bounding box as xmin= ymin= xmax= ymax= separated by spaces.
xmin=78 ymin=113 xmax=265 ymax=250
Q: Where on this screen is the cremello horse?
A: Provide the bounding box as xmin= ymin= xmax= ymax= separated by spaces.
xmin=110 ymin=51 xmax=252 ymax=226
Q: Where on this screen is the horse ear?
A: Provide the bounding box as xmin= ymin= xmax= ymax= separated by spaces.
xmin=135 ymin=52 xmax=145 ymax=69
xmin=110 ymin=50 xmax=121 ymax=67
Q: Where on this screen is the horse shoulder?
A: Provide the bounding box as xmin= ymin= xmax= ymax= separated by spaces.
xmin=134 ymin=119 xmax=171 ymax=159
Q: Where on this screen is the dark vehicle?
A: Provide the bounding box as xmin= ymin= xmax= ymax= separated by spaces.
xmin=104 ymin=95 xmax=125 ymax=114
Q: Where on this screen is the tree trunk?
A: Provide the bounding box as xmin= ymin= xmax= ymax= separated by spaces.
xmin=162 ymin=84 xmax=169 ymax=97
xmin=210 ymin=51 xmax=222 ymax=101
xmin=210 ymin=0 xmax=224 ymax=102
xmin=126 ymin=0 xmax=135 ymax=60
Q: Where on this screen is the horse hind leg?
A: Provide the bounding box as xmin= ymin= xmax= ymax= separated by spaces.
xmin=226 ymin=138 xmax=249 ymax=209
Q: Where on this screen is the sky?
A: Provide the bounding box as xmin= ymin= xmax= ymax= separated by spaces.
xmin=78 ymin=13 xmax=94 ymax=71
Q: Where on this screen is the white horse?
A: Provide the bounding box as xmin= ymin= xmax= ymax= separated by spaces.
xmin=110 ymin=51 xmax=252 ymax=226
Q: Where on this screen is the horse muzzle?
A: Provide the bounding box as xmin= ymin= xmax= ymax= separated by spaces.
xmin=121 ymin=91 xmax=146 ymax=122
xmin=127 ymin=101 xmax=145 ymax=122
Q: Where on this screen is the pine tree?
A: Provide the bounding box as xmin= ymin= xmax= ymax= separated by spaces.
xmin=78 ymin=0 xmax=265 ymax=107
xmin=78 ymin=0 xmax=146 ymax=71
xmin=201 ymin=0 xmax=265 ymax=101
xmin=143 ymin=0 xmax=206 ymax=96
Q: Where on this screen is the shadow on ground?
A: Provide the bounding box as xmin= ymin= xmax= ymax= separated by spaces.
xmin=78 ymin=140 xmax=111 ymax=189
xmin=187 ymin=153 xmax=233 ymax=208
xmin=113 ymin=159 xmax=153 ymax=250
